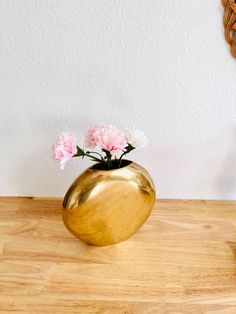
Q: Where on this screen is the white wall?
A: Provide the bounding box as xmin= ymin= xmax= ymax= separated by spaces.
xmin=1 ymin=0 xmax=236 ymax=199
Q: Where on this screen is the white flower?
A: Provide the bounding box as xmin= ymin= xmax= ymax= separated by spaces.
xmin=125 ymin=127 xmax=148 ymax=149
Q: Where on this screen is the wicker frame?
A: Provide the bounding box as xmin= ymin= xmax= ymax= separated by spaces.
xmin=222 ymin=0 xmax=236 ymax=58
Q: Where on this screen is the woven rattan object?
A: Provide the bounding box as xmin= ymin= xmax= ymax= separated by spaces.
xmin=222 ymin=0 xmax=236 ymax=57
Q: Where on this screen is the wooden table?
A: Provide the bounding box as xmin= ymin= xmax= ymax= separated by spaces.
xmin=0 ymin=198 xmax=235 ymax=313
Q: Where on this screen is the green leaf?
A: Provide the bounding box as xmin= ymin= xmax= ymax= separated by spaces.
xmin=73 ymin=146 xmax=85 ymax=157
xmin=126 ymin=143 xmax=135 ymax=152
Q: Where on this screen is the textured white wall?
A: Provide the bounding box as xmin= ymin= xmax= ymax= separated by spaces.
xmin=1 ymin=0 xmax=236 ymax=199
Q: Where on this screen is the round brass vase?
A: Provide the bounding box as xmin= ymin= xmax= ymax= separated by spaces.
xmin=62 ymin=161 xmax=156 ymax=246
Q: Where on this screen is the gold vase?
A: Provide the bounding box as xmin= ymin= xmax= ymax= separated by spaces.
xmin=62 ymin=160 xmax=156 ymax=246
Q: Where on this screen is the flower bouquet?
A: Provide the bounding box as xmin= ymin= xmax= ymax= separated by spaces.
xmin=53 ymin=125 xmax=148 ymax=170
xmin=53 ymin=125 xmax=156 ymax=246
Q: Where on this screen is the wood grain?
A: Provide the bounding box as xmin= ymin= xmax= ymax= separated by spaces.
xmin=0 ymin=197 xmax=235 ymax=313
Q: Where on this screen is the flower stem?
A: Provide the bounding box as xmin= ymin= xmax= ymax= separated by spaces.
xmin=102 ymin=149 xmax=112 ymax=169
xmin=73 ymin=147 xmax=104 ymax=164
xmin=83 ymin=153 xmax=104 ymax=164
xmin=86 ymin=151 xmax=105 ymax=162
xmin=118 ymin=144 xmax=135 ymax=167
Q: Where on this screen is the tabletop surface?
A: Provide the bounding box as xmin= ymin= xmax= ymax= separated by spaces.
xmin=0 ymin=197 xmax=235 ymax=313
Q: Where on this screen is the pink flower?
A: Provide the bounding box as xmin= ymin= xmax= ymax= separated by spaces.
xmin=84 ymin=125 xmax=102 ymax=148
xmin=53 ymin=132 xmax=77 ymax=169
xmin=84 ymin=125 xmax=127 ymax=152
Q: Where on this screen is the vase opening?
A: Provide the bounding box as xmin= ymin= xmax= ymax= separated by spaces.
xmin=90 ymin=159 xmax=132 ymax=171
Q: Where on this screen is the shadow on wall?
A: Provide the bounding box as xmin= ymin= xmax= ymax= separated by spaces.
xmin=215 ymin=128 xmax=236 ymax=199
xmin=7 ymin=115 xmax=89 ymax=196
